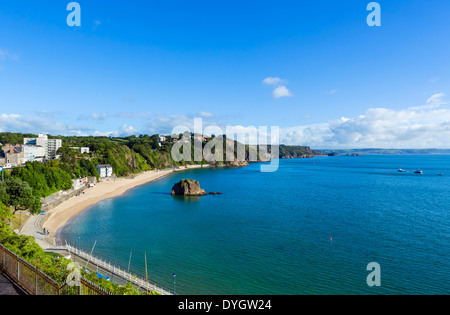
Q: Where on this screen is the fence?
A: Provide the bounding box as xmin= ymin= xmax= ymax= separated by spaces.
xmin=59 ymin=244 xmax=172 ymax=295
xmin=0 ymin=244 xmax=112 ymax=295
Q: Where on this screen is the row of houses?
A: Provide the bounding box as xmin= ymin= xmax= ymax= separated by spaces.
xmin=0 ymin=134 xmax=63 ymax=168
xmin=170 ymin=135 xmax=208 ymax=144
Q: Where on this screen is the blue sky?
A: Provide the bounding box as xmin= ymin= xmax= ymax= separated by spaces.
xmin=1 ymin=0 xmax=450 ymax=148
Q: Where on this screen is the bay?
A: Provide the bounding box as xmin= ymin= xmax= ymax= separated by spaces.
xmin=58 ymin=155 xmax=450 ymax=295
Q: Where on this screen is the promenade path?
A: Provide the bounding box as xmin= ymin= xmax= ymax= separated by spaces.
xmin=19 ymin=213 xmax=54 ymax=249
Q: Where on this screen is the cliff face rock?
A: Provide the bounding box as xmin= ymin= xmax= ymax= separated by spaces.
xmin=278 ymin=145 xmax=323 ymax=159
xmin=171 ymin=179 xmax=207 ymax=196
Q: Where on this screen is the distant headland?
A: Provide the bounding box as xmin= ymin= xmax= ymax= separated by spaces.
xmin=321 ymin=148 xmax=450 ymax=155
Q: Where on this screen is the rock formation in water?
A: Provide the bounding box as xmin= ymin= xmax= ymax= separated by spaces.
xmin=171 ymin=179 xmax=207 ymax=196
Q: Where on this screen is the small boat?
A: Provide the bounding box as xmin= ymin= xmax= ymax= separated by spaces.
xmin=398 ymin=169 xmax=407 ymax=173
xmin=438 ymin=174 xmax=444 ymax=176
xmin=414 ymin=169 xmax=423 ymax=174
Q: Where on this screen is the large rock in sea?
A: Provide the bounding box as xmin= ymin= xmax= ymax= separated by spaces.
xmin=171 ymin=179 xmax=207 ymax=196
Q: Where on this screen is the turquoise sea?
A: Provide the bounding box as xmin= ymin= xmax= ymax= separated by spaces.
xmin=58 ymin=156 xmax=450 ymax=295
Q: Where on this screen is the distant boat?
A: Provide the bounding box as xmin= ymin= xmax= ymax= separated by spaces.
xmin=398 ymin=169 xmax=407 ymax=173
xmin=414 ymin=169 xmax=423 ymax=174
xmin=438 ymin=174 xmax=444 ymax=176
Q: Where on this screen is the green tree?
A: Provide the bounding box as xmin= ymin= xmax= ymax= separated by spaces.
xmin=0 ymin=178 xmax=42 ymax=214
xmin=0 ymin=201 xmax=12 ymax=222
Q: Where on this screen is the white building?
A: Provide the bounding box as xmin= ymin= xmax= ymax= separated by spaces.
xmin=47 ymin=138 xmax=62 ymax=157
xmin=71 ymin=147 xmax=90 ymax=154
xmin=96 ymin=164 xmax=113 ymax=178
xmin=24 ymin=134 xmax=47 ymax=148
xmin=22 ymin=145 xmax=45 ymax=163
xmin=24 ymin=134 xmax=62 ymax=160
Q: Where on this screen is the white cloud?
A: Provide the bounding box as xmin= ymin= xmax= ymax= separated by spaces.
xmin=116 ymin=124 xmax=138 ymax=137
xmin=262 ymin=77 xmax=287 ymax=86
xmin=0 ymin=48 xmax=19 ymax=62
xmin=426 ymin=93 xmax=445 ymax=106
xmin=2 ymin=93 xmax=449 ymax=149
xmin=93 ymin=20 xmax=102 ymax=31
xmin=325 ymin=89 xmax=339 ymax=95
xmin=263 ymin=77 xmax=293 ymax=99
xmin=0 ymin=113 xmax=70 ymax=135
xmin=78 ymin=112 xmax=108 ymax=121
xmin=0 ymin=113 xmax=140 ymax=138
xmin=279 ymin=94 xmax=450 ymax=149
xmin=410 ymin=93 xmax=446 ymax=110
xmin=140 ymin=94 xmax=450 ymax=149
xmin=273 ymin=86 xmax=293 ymax=99
xmin=146 ymin=114 xmax=197 ymax=135
xmin=428 ymin=77 xmax=440 ymax=83
xmin=198 ymin=111 xmax=214 ymax=118
xmin=115 ymin=112 xmax=151 ymax=118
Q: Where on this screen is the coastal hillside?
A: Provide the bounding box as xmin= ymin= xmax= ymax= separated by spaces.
xmin=1 ymin=133 xmax=323 ymax=178
xmin=2 ymin=132 xmax=321 ymax=217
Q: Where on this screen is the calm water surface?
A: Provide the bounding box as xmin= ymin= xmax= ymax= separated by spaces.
xmin=58 ymin=156 xmax=450 ymax=294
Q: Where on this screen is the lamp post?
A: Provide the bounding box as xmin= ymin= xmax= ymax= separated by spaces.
xmin=173 ymin=273 xmax=176 ymax=295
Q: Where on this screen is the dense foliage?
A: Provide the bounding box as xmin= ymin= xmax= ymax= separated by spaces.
xmin=0 ymin=132 xmax=36 ymax=146
xmin=278 ymin=145 xmax=315 ymax=158
xmin=0 ymin=178 xmax=41 ymax=214
xmin=0 ymin=201 xmax=70 ymax=282
xmin=11 ymin=161 xmax=73 ymax=198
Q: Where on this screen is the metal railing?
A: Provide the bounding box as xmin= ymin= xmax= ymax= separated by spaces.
xmin=0 ymin=244 xmax=112 ymax=295
xmin=57 ymin=244 xmax=172 ymax=295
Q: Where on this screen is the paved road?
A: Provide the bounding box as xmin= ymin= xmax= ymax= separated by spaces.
xmin=0 ymin=274 xmax=25 ymax=295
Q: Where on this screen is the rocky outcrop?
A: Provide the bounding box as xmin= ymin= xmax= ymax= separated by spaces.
xmin=171 ymin=179 xmax=207 ymax=196
xmin=225 ymin=160 xmax=249 ymax=167
xmin=208 ymin=160 xmax=249 ymax=168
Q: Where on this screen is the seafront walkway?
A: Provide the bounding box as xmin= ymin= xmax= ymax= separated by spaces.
xmin=19 ymin=217 xmax=172 ymax=295
xmin=48 ymin=244 xmax=172 ymax=295
xmin=19 ymin=213 xmax=54 ymax=249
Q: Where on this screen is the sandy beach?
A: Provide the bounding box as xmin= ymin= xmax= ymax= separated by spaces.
xmin=43 ymin=165 xmax=208 ymax=243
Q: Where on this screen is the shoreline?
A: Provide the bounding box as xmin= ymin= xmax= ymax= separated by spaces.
xmin=43 ymin=164 xmax=209 ymax=246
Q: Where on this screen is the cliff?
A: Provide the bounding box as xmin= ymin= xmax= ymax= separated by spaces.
xmin=278 ymin=145 xmax=323 ymax=159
